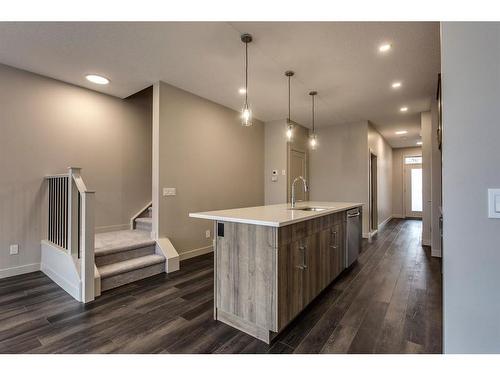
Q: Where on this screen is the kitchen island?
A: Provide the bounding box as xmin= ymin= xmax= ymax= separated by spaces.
xmin=189 ymin=201 xmax=362 ymax=343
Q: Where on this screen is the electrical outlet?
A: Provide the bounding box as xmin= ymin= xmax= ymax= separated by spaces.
xmin=163 ymin=187 xmax=176 ymax=196
xmin=205 ymin=230 xmax=211 ymax=238
xmin=9 ymin=244 xmax=19 ymax=255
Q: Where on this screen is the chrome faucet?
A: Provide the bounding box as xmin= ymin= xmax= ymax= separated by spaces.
xmin=291 ymin=176 xmax=308 ymax=208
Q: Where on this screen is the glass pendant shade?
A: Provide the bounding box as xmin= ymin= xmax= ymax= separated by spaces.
xmin=310 ymin=133 xmax=318 ymax=150
xmin=286 ymin=124 xmax=293 ymax=141
xmin=241 ymin=104 xmax=252 ymax=127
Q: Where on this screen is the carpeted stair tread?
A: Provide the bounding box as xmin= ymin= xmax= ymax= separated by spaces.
xmin=98 ymin=254 xmax=165 ymax=279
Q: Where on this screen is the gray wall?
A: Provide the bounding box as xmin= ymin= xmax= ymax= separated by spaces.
xmin=264 ymin=120 xmax=288 ymax=204
xmin=264 ymin=120 xmax=310 ymax=205
xmin=155 ymin=81 xmax=264 ymax=259
xmin=0 ymin=64 xmax=152 ymax=278
xmin=368 ymin=122 xmax=393 ymax=228
xmin=392 ymin=147 xmax=422 ymax=218
xmin=442 ymin=22 xmax=500 ymax=353
xmin=309 ymin=121 xmax=370 ymax=234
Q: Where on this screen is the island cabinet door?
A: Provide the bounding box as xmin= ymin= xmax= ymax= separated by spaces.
xmin=330 ymin=222 xmax=344 ymax=280
xmin=277 ymin=240 xmax=306 ymax=330
xmin=304 ymin=232 xmax=322 ymax=303
xmin=319 ymin=228 xmax=334 ymax=289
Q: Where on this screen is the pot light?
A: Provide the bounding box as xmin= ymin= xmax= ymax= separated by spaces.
xmin=391 ymin=82 xmax=402 ymax=89
xmin=85 ymin=74 xmax=109 ymax=85
xmin=379 ymin=43 xmax=392 ymax=52
xmin=238 ymin=87 xmax=246 ymax=95
xmin=395 ymin=130 xmax=408 ymax=135
xmin=416 ymin=141 xmax=423 ymax=145
xmin=400 ymin=106 xmax=408 ymax=112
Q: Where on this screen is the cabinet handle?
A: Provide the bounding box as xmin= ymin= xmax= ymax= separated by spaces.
xmin=330 ymin=231 xmax=338 ymax=249
xmin=298 ymin=245 xmax=308 ymax=270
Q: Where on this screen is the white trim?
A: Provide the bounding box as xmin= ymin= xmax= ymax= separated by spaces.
xmin=41 ymin=240 xmax=82 ymax=301
xmin=41 ymin=262 xmax=80 ymax=301
xmin=179 ymin=245 xmax=213 ymax=261
xmin=362 ymin=232 xmax=370 ymax=239
xmin=378 ymin=215 xmax=393 ymax=229
xmin=392 ymin=214 xmax=405 ymax=219
xmin=431 ymin=248 xmax=442 ymax=258
xmin=0 ymin=263 xmax=40 ymax=279
xmin=156 ymin=237 xmax=180 ymax=273
xmin=95 ymin=224 xmax=129 ymax=234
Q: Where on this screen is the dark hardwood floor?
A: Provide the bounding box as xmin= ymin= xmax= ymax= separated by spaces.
xmin=0 ymin=219 xmax=442 ymax=354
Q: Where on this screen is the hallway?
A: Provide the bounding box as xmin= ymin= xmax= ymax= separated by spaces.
xmin=0 ymin=219 xmax=441 ymax=354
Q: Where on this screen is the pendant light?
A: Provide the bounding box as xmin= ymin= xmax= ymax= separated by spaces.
xmin=309 ymin=91 xmax=318 ymax=150
xmin=240 ymin=33 xmax=253 ymax=127
xmin=285 ymin=71 xmax=295 ymax=141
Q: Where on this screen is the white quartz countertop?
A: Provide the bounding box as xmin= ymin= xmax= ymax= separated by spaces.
xmin=189 ymin=201 xmax=363 ymax=227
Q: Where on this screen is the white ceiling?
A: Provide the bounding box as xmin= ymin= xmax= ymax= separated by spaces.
xmin=0 ymin=22 xmax=440 ymax=148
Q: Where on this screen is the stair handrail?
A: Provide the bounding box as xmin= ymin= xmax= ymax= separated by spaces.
xmin=68 ymin=167 xmax=95 ymax=303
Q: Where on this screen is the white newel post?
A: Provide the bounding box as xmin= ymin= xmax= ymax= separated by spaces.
xmin=80 ymin=190 xmax=95 ymax=303
xmin=67 ymin=167 xmax=81 ymax=257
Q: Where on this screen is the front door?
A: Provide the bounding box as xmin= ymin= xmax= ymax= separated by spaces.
xmin=404 ymin=157 xmax=423 ymax=218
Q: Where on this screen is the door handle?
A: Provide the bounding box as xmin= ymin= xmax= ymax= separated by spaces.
xmin=298 ymin=245 xmax=307 ymax=270
xmin=330 ymin=231 xmax=338 ymax=249
xmin=347 ymin=212 xmax=360 ymax=218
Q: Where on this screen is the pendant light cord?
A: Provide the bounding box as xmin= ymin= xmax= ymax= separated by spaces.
xmin=245 ymin=41 xmax=248 ymax=106
xmin=288 ymin=75 xmax=291 ymax=120
xmin=312 ymin=94 xmax=315 ymax=134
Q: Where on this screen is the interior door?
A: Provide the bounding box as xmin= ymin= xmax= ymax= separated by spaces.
xmin=288 ymin=148 xmax=308 ymax=203
xmin=404 ymin=162 xmax=423 ymax=218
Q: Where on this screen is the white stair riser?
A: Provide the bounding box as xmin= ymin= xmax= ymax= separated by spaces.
xmin=95 ymin=245 xmax=155 ymax=267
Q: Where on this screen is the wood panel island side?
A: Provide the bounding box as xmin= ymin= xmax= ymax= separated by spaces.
xmin=189 ymin=201 xmax=362 ymax=344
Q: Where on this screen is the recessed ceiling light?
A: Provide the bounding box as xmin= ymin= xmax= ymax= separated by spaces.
xmin=395 ymin=130 xmax=408 ymax=135
xmin=400 ymin=106 xmax=408 ymax=112
xmin=86 ymin=74 xmax=109 ymax=85
xmin=379 ymin=43 xmax=392 ymax=52
xmin=391 ymin=82 xmax=402 ymax=89
xmin=416 ymin=141 xmax=423 ymax=145
xmin=238 ymin=87 xmax=247 ymax=95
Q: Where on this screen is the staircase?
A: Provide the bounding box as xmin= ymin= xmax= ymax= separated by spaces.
xmin=95 ymin=205 xmax=165 ymax=292
xmin=134 ymin=206 xmax=152 ymax=232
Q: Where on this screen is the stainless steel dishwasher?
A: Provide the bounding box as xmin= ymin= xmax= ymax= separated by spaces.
xmin=346 ymin=207 xmax=362 ymax=268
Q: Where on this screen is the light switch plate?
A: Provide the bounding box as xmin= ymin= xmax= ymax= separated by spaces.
xmin=488 ymin=189 xmax=500 ymax=218
xmin=10 ymin=244 xmax=19 ymax=255
xmin=163 ymin=187 xmax=176 ymax=196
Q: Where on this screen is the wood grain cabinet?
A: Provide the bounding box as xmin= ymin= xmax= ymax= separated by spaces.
xmin=214 ymin=210 xmax=351 ymax=343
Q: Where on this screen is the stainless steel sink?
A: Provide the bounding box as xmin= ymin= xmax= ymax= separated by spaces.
xmin=290 ymin=207 xmax=329 ymax=212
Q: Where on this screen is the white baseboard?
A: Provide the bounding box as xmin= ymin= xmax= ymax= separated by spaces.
xmin=0 ymin=263 xmax=40 ymax=279
xmin=378 ymin=216 xmax=393 ymax=228
xmin=41 ymin=263 xmax=80 ymax=301
xmin=431 ymin=248 xmax=442 ymax=258
xmin=95 ymin=224 xmax=130 ymax=234
xmin=179 ymin=245 xmax=213 ymax=261
xmin=392 ymin=214 xmax=405 ymax=219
